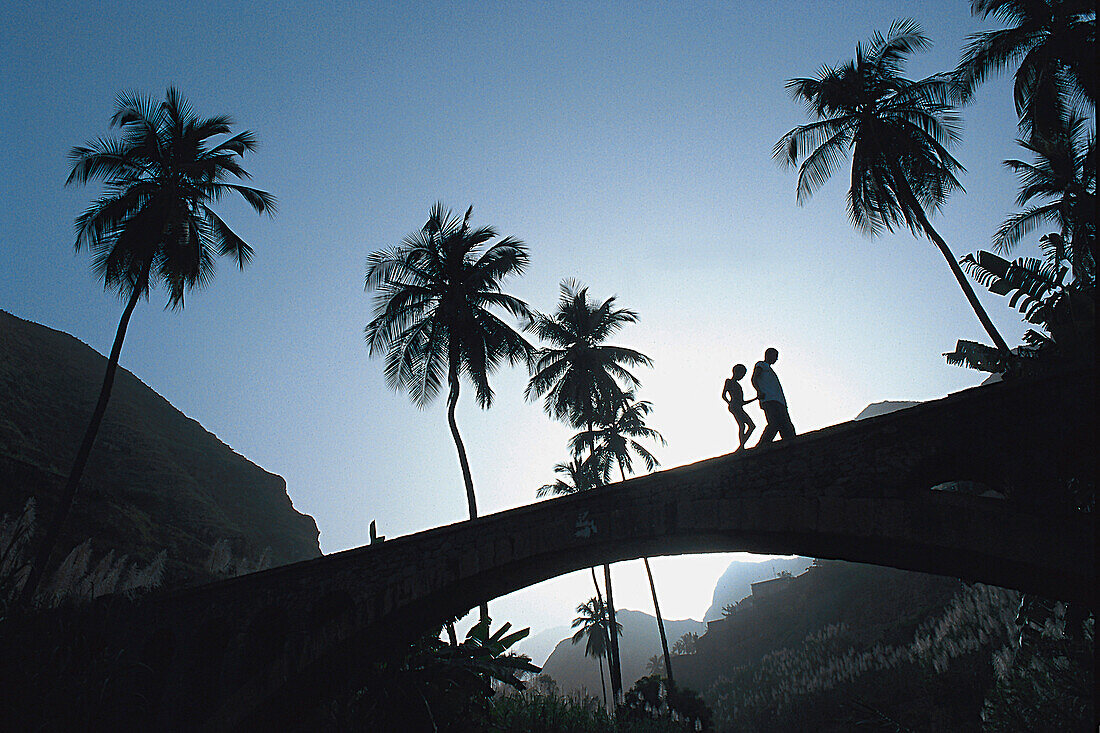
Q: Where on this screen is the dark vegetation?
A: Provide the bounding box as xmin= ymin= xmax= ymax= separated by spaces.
xmin=689 ymin=561 xmax=1002 ymax=730
xmin=692 ymin=561 xmax=1094 ymax=731
xmin=318 ymin=617 xmax=538 ymax=731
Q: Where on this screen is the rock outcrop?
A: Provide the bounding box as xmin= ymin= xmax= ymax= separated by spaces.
xmin=0 ymin=310 xmax=320 ymax=586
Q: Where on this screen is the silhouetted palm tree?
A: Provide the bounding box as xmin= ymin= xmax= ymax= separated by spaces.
xmin=366 ymin=204 xmax=533 ymax=520
xmin=995 ymin=110 xmax=1095 ymax=278
xmin=526 ymin=280 xmax=651 ymax=436
xmin=571 ymin=394 xmax=674 ymax=684
xmin=526 ymin=280 xmax=651 ymax=702
xmin=672 ymin=632 xmax=698 ymax=656
xmin=21 ymin=88 xmax=275 ymax=605
xmin=572 ymin=595 xmax=622 ymax=710
xmin=775 ymin=20 xmax=1011 ymax=355
xmin=366 ymin=204 xmax=533 ymax=621
xmin=536 ymin=455 xmax=604 ymax=498
xmin=955 ymin=0 xmax=1095 ymax=139
xmin=571 ymin=394 xmax=663 ymax=482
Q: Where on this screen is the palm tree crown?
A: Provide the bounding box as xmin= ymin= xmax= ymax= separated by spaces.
xmin=537 ymin=455 xmax=604 ymax=498
xmin=955 ymin=0 xmax=1095 ymax=138
xmin=365 ymin=203 xmax=533 ymax=410
xmin=571 ymin=596 xmax=621 ymax=660
xmin=68 ymin=87 xmax=276 ymax=306
xmin=526 ymin=280 xmax=652 ymax=430
xmin=775 ymin=20 xmax=964 ymax=236
xmin=570 ymin=392 xmax=665 ymax=483
xmin=995 ymin=110 xmax=1096 ymax=279
xmin=775 ymin=19 xmax=1011 ymax=354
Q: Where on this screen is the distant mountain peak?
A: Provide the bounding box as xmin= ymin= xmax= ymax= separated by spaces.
xmin=853 ymin=400 xmax=921 ymax=421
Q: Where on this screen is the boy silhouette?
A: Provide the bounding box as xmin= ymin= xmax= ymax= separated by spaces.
xmin=722 ymin=364 xmax=757 ymax=450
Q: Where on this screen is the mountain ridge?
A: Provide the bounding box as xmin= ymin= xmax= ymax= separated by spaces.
xmin=541 ymin=608 xmax=705 ymax=696
xmin=0 ymin=309 xmax=321 ymax=586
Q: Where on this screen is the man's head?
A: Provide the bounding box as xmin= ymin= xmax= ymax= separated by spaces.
xmin=732 ymin=364 xmax=747 ymax=379
xmin=764 ymin=347 xmax=779 ymax=364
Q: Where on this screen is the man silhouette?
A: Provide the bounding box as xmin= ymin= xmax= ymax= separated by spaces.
xmin=752 ymin=347 xmax=795 ymax=446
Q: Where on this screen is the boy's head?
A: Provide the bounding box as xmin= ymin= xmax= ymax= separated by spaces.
xmin=764 ymin=347 xmax=779 ymax=364
xmin=732 ymin=364 xmax=747 ymax=379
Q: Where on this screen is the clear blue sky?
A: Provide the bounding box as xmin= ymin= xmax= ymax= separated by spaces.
xmin=1 ymin=1 xmax=1042 ymax=647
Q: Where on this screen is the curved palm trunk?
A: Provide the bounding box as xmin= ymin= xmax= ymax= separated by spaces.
xmin=446 ymin=355 xmax=488 ymax=623
xmin=897 ymin=180 xmax=1012 ymax=355
xmin=643 ymin=557 xmax=674 ymax=686
xmin=19 ymin=272 xmax=147 ymax=607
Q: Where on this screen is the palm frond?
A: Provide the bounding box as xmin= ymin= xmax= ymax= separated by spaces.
xmin=943 ymin=339 xmax=1009 ymax=372
xmin=214 ymin=184 xmax=277 ymax=215
xmin=993 ymin=204 xmax=1061 ymax=253
xmin=795 ymin=125 xmax=855 ymax=203
xmin=206 ymin=209 xmax=254 ymax=269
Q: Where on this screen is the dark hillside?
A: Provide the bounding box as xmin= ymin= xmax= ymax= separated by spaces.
xmin=677 ymin=561 xmax=1011 ymax=731
xmin=683 ymin=562 xmax=960 ymax=682
xmin=0 ymin=310 xmax=320 ymax=585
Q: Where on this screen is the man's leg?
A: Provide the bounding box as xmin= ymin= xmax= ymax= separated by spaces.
xmin=756 ymin=402 xmax=780 ymax=446
xmin=778 ymin=406 xmax=796 ymax=440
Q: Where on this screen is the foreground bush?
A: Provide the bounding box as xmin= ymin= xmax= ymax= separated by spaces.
xmin=487 ymin=689 xmax=708 ymax=733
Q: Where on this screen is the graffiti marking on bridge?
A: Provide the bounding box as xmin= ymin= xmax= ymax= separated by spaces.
xmin=575 ymin=511 xmax=597 ymax=538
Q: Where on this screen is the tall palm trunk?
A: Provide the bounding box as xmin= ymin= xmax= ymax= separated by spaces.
xmin=643 ymin=557 xmax=674 ymax=686
xmin=593 ymin=419 xmax=623 ymax=705
xmin=590 ymin=568 xmax=609 ymax=710
xmin=603 ymin=563 xmax=622 ymax=704
xmin=447 ymin=351 xmax=488 ymax=623
xmin=20 ymin=266 xmax=149 ymax=607
xmin=617 ymin=461 xmax=674 ymax=686
xmin=896 ymin=178 xmax=1012 ymax=354
xmin=597 ymin=648 xmax=608 ymax=710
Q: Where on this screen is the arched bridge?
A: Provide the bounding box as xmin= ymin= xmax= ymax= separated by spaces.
xmin=3 ymin=370 xmax=1094 ymax=730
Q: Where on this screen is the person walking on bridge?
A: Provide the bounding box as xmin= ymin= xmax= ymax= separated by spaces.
xmin=752 ymin=348 xmax=795 ymax=447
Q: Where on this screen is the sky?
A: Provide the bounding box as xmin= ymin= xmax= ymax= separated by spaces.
xmin=0 ymin=1 xmax=1046 ymax=657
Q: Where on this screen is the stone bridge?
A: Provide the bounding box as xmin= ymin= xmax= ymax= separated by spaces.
xmin=2 ymin=370 xmax=1094 ymax=730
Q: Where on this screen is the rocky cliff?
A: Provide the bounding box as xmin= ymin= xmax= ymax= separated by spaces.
xmin=0 ymin=310 xmax=320 ymax=586
xmin=703 ymin=556 xmax=812 ymax=621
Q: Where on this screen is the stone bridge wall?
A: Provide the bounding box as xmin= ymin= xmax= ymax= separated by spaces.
xmin=1 ymin=370 xmax=1093 ymax=730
